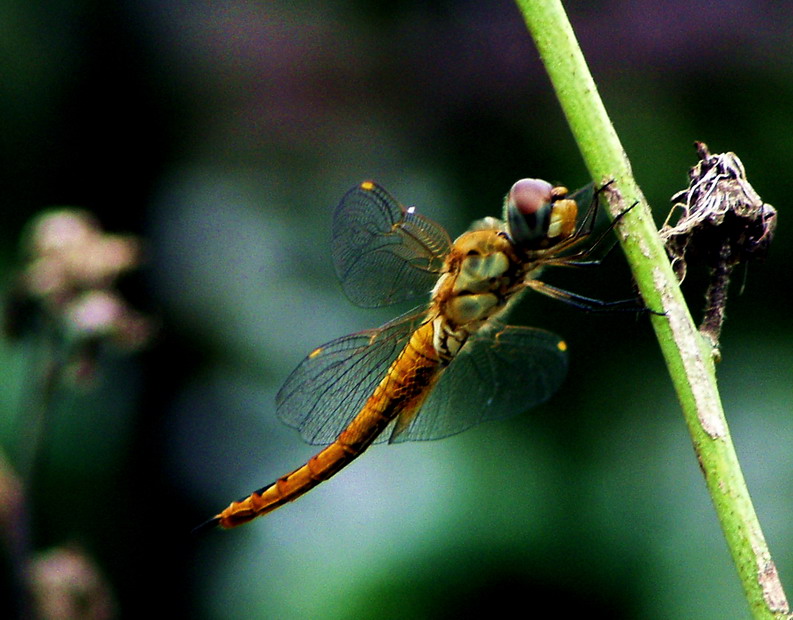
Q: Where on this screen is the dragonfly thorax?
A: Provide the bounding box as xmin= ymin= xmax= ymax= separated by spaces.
xmin=430 ymin=228 xmax=525 ymax=361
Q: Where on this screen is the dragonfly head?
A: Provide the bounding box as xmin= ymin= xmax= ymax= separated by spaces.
xmin=505 ymin=178 xmax=578 ymax=251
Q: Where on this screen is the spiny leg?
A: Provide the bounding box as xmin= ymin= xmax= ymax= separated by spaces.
xmin=525 ymin=279 xmax=660 ymax=315
xmin=551 ymin=199 xmax=639 ymax=268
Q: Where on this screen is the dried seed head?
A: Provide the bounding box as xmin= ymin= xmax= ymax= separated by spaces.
xmin=661 ymin=142 xmax=776 ymax=280
xmin=660 ymin=142 xmax=777 ymax=355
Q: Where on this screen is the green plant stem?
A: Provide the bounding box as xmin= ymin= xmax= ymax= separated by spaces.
xmin=514 ymin=1 xmax=790 ymax=618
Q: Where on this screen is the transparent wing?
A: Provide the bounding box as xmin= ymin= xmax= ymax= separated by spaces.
xmin=389 ymin=324 xmax=568 ymax=443
xmin=568 ymin=182 xmax=596 ymax=211
xmin=276 ymin=308 xmax=427 ymax=445
xmin=332 ymin=182 xmax=452 ymax=308
xmin=568 ymin=182 xmax=598 ymax=236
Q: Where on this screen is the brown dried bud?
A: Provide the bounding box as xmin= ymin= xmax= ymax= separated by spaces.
xmin=660 ymin=142 xmax=777 ymax=355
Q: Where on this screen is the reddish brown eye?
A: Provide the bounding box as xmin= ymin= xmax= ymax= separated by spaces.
xmin=509 ymin=178 xmax=553 ymax=215
xmin=504 ymin=178 xmax=554 ymax=248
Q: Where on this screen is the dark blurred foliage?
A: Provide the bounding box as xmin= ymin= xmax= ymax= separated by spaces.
xmin=1 ymin=1 xmax=791 ymax=619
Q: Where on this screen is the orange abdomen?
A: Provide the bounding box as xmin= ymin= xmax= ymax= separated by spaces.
xmin=210 ymin=321 xmax=441 ymax=529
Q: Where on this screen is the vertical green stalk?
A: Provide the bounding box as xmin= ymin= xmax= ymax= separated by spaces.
xmin=514 ymin=1 xmax=790 ymax=618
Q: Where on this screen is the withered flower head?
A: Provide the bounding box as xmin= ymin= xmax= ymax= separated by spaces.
xmin=661 ymin=142 xmax=776 ymax=280
xmin=660 ymin=142 xmax=777 ymax=355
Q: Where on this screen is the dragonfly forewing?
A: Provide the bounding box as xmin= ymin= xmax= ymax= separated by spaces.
xmin=332 ymin=181 xmax=451 ymax=308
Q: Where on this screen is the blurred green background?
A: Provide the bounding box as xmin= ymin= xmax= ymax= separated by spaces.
xmin=1 ymin=1 xmax=791 ymax=618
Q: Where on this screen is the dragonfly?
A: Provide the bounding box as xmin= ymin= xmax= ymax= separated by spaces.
xmin=197 ymin=178 xmax=624 ymax=532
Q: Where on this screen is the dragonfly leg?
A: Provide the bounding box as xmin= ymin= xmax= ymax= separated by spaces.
xmin=558 ymin=199 xmax=639 ymax=267
xmin=525 ymin=279 xmax=661 ymax=315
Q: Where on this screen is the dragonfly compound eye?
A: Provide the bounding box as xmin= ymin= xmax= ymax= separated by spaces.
xmin=505 ymin=178 xmax=554 ymax=248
